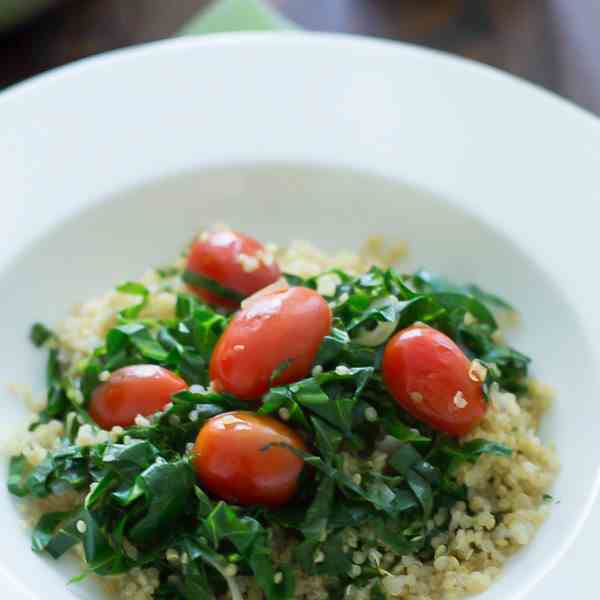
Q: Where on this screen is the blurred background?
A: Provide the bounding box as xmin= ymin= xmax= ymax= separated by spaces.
xmin=1 ymin=0 xmax=599 ymax=115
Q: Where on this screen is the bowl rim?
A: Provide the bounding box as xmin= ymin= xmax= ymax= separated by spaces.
xmin=1 ymin=31 xmax=599 ymax=127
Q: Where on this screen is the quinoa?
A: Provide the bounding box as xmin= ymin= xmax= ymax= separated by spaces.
xmin=5 ymin=235 xmax=557 ymax=600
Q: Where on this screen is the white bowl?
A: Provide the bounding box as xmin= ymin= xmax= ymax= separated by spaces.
xmin=0 ymin=32 xmax=599 ymax=600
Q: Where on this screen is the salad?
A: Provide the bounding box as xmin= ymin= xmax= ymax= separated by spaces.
xmin=6 ymin=229 xmax=557 ymax=600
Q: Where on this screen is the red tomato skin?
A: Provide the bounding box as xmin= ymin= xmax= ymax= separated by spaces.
xmin=186 ymin=230 xmax=281 ymax=308
xmin=382 ymin=325 xmax=486 ymax=437
xmin=89 ymin=365 xmax=187 ymax=429
xmin=193 ymin=411 xmax=306 ymax=507
xmin=209 ymin=287 xmax=332 ymax=401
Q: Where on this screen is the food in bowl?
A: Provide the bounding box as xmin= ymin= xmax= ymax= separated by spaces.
xmin=6 ymin=227 xmax=558 ymax=600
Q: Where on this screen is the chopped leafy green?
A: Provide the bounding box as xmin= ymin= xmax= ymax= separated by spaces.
xmin=117 ymin=282 xmax=150 ymax=319
xmin=37 ymin=510 xmax=83 ymax=559
xmin=42 ymin=348 xmax=68 ymax=421
xmin=156 ymin=265 xmax=180 ymax=278
xmin=32 ymin=510 xmax=74 ymax=552
xmin=371 ymin=582 xmax=387 ymax=600
xmin=129 ymin=459 xmax=195 ymax=543
xmin=413 ymin=269 xmax=514 ymax=311
xmin=311 ymin=416 xmax=343 ymax=458
xmin=30 ymin=322 xmax=54 ymax=347
xmin=299 ymin=477 xmax=336 ymax=540
xmin=7 ymin=455 xmax=29 ymax=497
xmin=388 ymin=444 xmax=438 ymax=518
xmin=270 ymin=358 xmax=295 ymax=383
xmin=314 ymin=327 xmax=349 ymax=365
xmin=384 ymin=419 xmax=431 ymax=444
xmin=296 ymin=530 xmax=353 ymax=577
xmin=203 ymin=502 xmax=294 ymax=600
xmin=438 ymin=437 xmax=512 ymax=473
xmin=260 ymin=367 xmax=374 ymax=436
xmin=183 ymin=270 xmax=244 ymax=303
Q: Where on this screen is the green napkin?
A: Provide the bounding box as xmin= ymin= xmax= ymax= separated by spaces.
xmin=180 ymin=0 xmax=296 ymax=35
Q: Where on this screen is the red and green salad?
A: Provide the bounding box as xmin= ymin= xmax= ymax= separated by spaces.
xmin=7 ymin=229 xmax=556 ymax=600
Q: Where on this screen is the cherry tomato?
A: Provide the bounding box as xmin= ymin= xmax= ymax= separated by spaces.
xmin=89 ymin=365 xmax=187 ymax=429
xmin=210 ymin=286 xmax=332 ymax=401
xmin=186 ymin=230 xmax=281 ymax=308
xmin=382 ymin=324 xmax=486 ymax=436
xmin=193 ymin=411 xmax=306 ymax=507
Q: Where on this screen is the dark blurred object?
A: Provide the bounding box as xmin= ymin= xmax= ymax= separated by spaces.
xmin=0 ymin=0 xmax=62 ymax=32
xmin=0 ymin=0 xmax=599 ymax=115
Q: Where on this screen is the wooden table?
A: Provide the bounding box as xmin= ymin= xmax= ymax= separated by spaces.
xmin=1 ymin=0 xmax=599 ymax=115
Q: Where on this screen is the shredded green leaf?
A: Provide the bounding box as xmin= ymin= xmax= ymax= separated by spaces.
xmin=30 ymin=322 xmax=54 ymax=347
xmin=183 ymin=270 xmax=244 ymax=303
xmin=117 ymin=282 xmax=150 ymax=319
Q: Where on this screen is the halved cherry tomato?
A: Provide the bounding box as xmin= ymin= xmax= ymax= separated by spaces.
xmin=186 ymin=230 xmax=281 ymax=308
xmin=382 ymin=324 xmax=486 ymax=436
xmin=89 ymin=365 xmax=187 ymax=429
xmin=193 ymin=411 xmax=306 ymax=507
xmin=210 ymin=286 xmax=332 ymax=401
